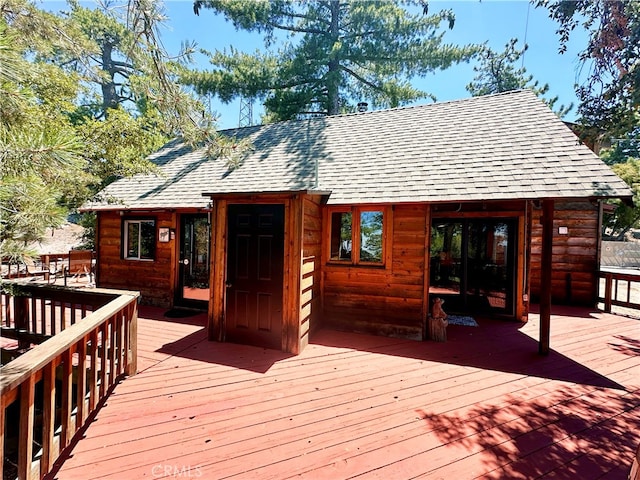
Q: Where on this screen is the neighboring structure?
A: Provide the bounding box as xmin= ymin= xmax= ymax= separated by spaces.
xmin=28 ymin=222 xmax=86 ymax=255
xmin=84 ymin=90 xmax=632 ymax=353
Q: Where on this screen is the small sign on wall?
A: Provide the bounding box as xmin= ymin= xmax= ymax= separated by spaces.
xmin=158 ymin=227 xmax=170 ymax=243
xmin=558 ymin=226 xmax=568 ymax=235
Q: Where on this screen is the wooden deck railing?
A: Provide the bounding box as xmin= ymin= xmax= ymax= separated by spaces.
xmin=1 ymin=283 xmax=115 ymax=353
xmin=598 ymin=270 xmax=640 ymax=313
xmin=0 ymin=282 xmax=139 ymax=480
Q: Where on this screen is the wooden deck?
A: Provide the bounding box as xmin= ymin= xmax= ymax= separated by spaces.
xmin=46 ymin=306 xmax=639 ymax=480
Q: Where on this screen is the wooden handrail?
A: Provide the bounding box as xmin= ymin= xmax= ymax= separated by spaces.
xmin=0 ymin=284 xmax=139 ymax=480
xmin=0 ymin=294 xmax=137 ymax=394
xmin=1 ymin=283 xmax=120 ymax=349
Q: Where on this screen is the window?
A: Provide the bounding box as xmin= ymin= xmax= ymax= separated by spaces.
xmin=123 ymin=219 xmax=156 ymax=260
xmin=329 ymin=207 xmax=385 ymax=265
xmin=330 ymin=211 xmax=352 ymax=260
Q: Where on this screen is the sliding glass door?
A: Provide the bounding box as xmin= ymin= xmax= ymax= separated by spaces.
xmin=430 ymin=218 xmax=516 ymax=316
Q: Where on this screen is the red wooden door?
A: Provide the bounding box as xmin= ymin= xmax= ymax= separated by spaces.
xmin=226 ymin=204 xmax=285 ymax=349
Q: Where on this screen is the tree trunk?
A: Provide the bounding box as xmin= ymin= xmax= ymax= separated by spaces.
xmin=101 ymin=40 xmax=119 ymax=115
xmin=326 ymin=0 xmax=340 ymax=116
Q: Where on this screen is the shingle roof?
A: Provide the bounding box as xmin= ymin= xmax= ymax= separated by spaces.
xmin=85 ymin=90 xmax=632 ymax=210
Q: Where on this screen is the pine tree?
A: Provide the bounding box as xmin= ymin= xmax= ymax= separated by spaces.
xmin=466 ymin=38 xmax=572 ymax=118
xmin=187 ymin=0 xmax=479 ymax=121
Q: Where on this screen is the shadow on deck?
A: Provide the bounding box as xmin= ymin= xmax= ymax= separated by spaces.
xmin=153 ymin=304 xmax=628 ymax=390
xmin=47 ymin=304 xmax=639 ymax=480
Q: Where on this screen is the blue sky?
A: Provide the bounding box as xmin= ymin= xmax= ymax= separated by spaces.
xmin=158 ymin=1 xmax=588 ymax=129
xmin=46 ymin=1 xmax=589 ymax=130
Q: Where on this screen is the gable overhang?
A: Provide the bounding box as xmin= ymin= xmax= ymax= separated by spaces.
xmin=603 ymin=194 xmax=634 ymax=207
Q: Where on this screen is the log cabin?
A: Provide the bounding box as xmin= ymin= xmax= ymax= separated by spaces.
xmin=84 ymin=90 xmax=632 ymax=354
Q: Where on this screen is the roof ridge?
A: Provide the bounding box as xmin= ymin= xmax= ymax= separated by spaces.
xmin=217 ymin=90 xmax=532 ymax=133
xmin=334 ymin=89 xmax=530 ymax=120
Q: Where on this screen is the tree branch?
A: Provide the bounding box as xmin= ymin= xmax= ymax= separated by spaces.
xmin=266 ymin=21 xmax=327 ymax=35
xmin=340 ymin=30 xmax=380 ymax=41
xmin=270 ymin=78 xmax=316 ymax=90
xmin=340 ymin=65 xmax=383 ymax=91
xmin=282 ymin=11 xmax=330 ymax=26
xmin=111 ymin=59 xmax=135 ymax=70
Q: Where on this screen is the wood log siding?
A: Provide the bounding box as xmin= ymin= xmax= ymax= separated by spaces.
xmin=97 ymin=211 xmax=177 ymax=307
xmin=300 ymin=195 xmax=323 ymax=349
xmin=529 ymin=200 xmax=600 ymax=305
xmin=323 ymin=205 xmax=427 ymax=340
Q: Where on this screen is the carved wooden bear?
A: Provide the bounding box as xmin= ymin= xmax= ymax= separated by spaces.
xmin=428 ymin=297 xmax=448 ymax=342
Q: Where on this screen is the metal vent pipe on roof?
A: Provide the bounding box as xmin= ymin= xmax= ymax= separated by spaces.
xmin=357 ymin=102 xmax=368 ymax=112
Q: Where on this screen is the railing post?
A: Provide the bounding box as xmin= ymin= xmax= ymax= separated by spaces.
xmin=18 ymin=374 xmax=35 ymax=480
xmin=41 ymin=360 xmax=56 ymax=477
xmin=109 ymin=315 xmax=116 ymax=387
xmin=89 ymin=329 xmax=99 ymax=411
xmin=15 ymin=295 xmax=30 ymax=350
xmin=0 ymin=394 xmax=5 ymax=480
xmin=60 ymin=348 xmax=73 ymax=449
xmin=1 ymin=285 xmax=139 ymax=480
xmin=126 ymin=303 xmax=138 ymax=376
xmin=99 ymin=322 xmax=107 ymax=398
xmin=76 ymin=337 xmax=87 ymax=426
xmin=604 ymin=273 xmax=613 ymax=313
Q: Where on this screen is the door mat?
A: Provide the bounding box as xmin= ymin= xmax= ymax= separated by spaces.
xmin=164 ymin=308 xmax=202 ymax=318
xmin=447 ymin=315 xmax=478 ymax=327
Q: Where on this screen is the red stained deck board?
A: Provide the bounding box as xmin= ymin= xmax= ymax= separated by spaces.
xmin=72 ymin=354 xmax=531 ymax=469
xmin=424 ymin=388 xmax=640 ymax=480
xmin=49 ymin=306 xmax=640 ymax=480
xmin=486 ymin=404 xmax=640 ymax=479
xmin=267 ymin=384 xmax=630 ymax=480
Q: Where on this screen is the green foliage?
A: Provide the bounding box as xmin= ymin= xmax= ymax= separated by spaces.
xmin=0 ymin=0 xmax=233 ymax=261
xmin=76 ymin=108 xmax=166 ymax=188
xmin=536 ymin=1 xmax=639 ymax=237
xmin=601 ymin=132 xmax=640 ymax=166
xmin=187 ymin=0 xmax=479 ymax=121
xmin=0 ymin=13 xmax=87 ymax=262
xmin=601 ymin=139 xmax=640 ymax=239
xmin=466 ymin=38 xmax=572 ymax=117
xmin=537 ymin=0 xmax=639 ymax=137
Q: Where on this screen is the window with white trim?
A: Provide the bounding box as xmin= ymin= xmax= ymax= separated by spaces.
xmin=123 ymin=219 xmax=156 ymax=260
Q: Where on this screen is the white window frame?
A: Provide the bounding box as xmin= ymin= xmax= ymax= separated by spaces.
xmin=123 ymin=219 xmax=156 ymax=260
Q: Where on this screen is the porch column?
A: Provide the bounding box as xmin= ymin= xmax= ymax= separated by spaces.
xmin=209 ymin=199 xmax=226 ymax=342
xmin=539 ymin=199 xmax=554 ymax=355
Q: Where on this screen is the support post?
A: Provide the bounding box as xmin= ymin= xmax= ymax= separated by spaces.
xmin=539 ymin=199 xmax=554 ymax=355
xmin=603 ymin=273 xmax=613 ymax=313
